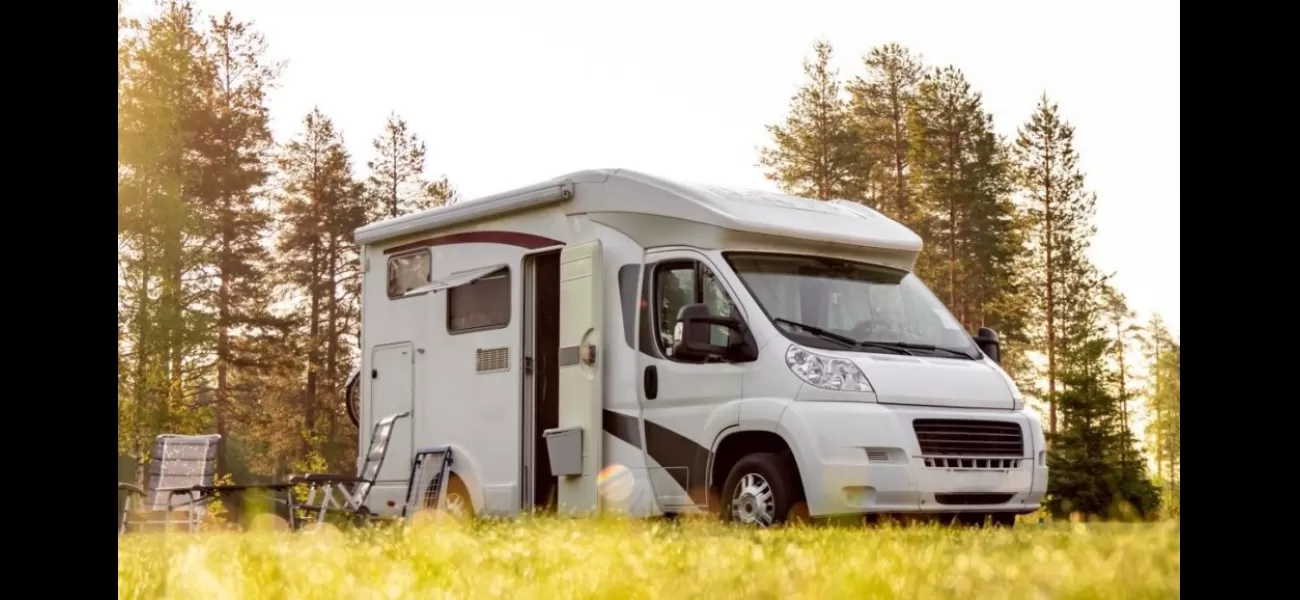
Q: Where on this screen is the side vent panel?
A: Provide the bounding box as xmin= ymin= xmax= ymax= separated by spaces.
xmin=476 ymin=347 xmax=510 ymax=374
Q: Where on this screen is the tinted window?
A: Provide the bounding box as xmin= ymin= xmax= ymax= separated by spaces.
xmin=387 ymin=251 xmax=432 ymax=298
xmin=447 ymin=268 xmax=511 ymax=333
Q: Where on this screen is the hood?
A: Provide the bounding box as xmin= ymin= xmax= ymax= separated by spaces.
xmin=853 ymin=353 xmax=1016 ymax=410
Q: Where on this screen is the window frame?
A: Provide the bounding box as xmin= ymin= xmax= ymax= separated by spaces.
xmin=386 ymin=249 xmax=434 ymax=300
xmin=445 ymin=266 xmax=513 ymax=335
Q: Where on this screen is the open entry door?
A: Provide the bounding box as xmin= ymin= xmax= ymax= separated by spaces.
xmin=553 ymin=240 xmax=603 ymax=515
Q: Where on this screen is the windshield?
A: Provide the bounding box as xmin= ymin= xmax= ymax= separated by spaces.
xmin=724 ymin=253 xmax=981 ymax=359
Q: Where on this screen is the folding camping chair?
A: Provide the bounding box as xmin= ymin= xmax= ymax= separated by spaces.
xmin=118 ymin=434 xmax=221 ymax=534
xmin=288 ymin=410 xmax=411 ymax=528
xmin=118 ymin=434 xmax=296 ymax=534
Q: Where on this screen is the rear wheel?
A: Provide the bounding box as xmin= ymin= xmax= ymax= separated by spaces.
xmin=444 ymin=475 xmax=475 ymax=520
xmin=720 ymin=453 xmax=807 ymax=527
xmin=420 ymin=474 xmax=475 ymax=520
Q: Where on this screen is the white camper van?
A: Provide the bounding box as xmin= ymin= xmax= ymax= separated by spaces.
xmin=345 ymin=168 xmax=1047 ymax=526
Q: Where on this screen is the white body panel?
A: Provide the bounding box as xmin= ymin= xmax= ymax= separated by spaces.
xmin=353 ymin=168 xmax=1048 ymax=520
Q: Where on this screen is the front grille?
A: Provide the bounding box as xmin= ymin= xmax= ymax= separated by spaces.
xmin=913 ymin=419 xmax=1024 ymax=457
xmin=934 ymin=493 xmax=1014 ymax=506
xmin=924 ymin=457 xmax=1020 ymax=470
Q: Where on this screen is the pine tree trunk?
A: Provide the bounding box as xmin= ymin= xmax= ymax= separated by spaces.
xmin=132 ymin=243 xmax=153 ymax=459
xmin=216 ymin=201 xmax=232 ymax=477
xmin=165 ymin=213 xmax=183 ymax=431
xmin=946 ymin=125 xmax=960 ymax=322
xmin=305 ymin=169 xmax=322 ymax=456
xmin=891 ymin=84 xmax=906 ymax=222
xmin=1116 ymin=321 xmax=1127 ymax=466
xmin=325 ymin=232 xmax=341 ymax=466
xmin=389 ymin=132 xmax=400 ymax=218
xmin=894 ymin=129 xmax=905 ymax=222
xmin=1045 ymin=157 xmax=1057 ymax=436
xmin=1153 ymin=339 xmax=1162 ymax=480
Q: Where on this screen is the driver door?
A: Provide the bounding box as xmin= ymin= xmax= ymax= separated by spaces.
xmin=635 ymin=249 xmax=750 ymax=511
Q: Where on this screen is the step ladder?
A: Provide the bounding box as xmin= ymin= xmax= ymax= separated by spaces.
xmin=402 ymin=446 xmax=455 ymax=518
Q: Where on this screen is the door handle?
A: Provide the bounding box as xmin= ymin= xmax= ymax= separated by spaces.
xmin=644 ymin=366 xmax=658 ymax=400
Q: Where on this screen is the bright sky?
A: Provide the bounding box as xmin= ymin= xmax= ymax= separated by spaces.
xmin=125 ymin=0 xmax=1180 ymax=336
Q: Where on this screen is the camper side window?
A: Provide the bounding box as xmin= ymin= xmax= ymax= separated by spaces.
xmin=653 ymin=261 xmax=737 ymax=360
xmin=387 ymin=250 xmax=433 ymax=298
xmin=447 ymin=268 xmax=511 ymax=333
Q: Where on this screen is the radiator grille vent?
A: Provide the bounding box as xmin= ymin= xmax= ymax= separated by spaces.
xmin=476 ymin=347 xmax=509 ymax=373
xmin=913 ymin=419 xmax=1024 ymax=457
xmin=924 ymin=457 xmax=1020 ymax=470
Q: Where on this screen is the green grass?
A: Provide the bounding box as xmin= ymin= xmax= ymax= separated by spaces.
xmin=118 ymin=518 xmax=1179 ymax=599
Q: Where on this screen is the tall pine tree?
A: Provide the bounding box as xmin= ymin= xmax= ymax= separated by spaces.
xmin=1045 ymin=249 xmax=1159 ymax=519
xmin=276 ymin=108 xmax=366 ymax=470
xmin=848 ymin=43 xmax=923 ymax=223
xmin=908 ymin=66 xmax=1019 ymax=334
xmin=1142 ymin=315 xmax=1180 ymax=516
xmin=759 ymin=40 xmax=864 ymax=201
xmin=193 ymin=12 xmax=283 ymax=474
xmin=117 ymin=0 xmax=217 ymax=456
xmin=1102 ymin=286 xmax=1141 ymax=467
xmin=1014 ymin=93 xmax=1097 ymax=435
xmin=365 ymin=112 xmax=457 ymax=219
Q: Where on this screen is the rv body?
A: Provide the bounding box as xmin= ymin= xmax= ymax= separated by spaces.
xmin=351 ymin=168 xmax=1048 ymax=524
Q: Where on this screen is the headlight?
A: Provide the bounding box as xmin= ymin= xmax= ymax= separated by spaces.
xmin=785 ymin=345 xmax=873 ymax=392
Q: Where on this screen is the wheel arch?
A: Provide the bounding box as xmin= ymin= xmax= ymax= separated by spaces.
xmin=443 ymin=443 xmax=483 ymax=512
xmin=708 ymin=428 xmax=806 ymax=507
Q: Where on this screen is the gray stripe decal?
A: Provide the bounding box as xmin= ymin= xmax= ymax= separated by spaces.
xmin=558 ymin=345 xmax=580 ymax=366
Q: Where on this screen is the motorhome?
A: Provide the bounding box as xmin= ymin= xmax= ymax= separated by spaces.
xmin=344 ymin=168 xmax=1047 ymax=526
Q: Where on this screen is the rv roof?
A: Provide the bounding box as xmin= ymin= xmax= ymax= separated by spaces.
xmin=353 ymin=168 xmax=922 ymax=253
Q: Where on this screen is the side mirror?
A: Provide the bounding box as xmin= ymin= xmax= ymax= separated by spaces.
xmin=973 ymin=327 xmax=1001 ymax=364
xmin=673 ymin=303 xmax=755 ymax=362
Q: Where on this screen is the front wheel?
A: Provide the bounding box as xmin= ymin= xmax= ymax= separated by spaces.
xmin=720 ymin=452 xmax=807 ymax=527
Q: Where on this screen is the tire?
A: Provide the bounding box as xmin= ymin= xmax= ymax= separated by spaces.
xmin=720 ymin=452 xmax=806 ymax=527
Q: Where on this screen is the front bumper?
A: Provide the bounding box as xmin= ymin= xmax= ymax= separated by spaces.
xmin=778 ymin=401 xmax=1048 ymax=518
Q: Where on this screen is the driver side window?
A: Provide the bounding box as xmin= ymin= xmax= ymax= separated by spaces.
xmin=653 ymin=260 xmax=738 ymax=361
xmin=656 ymin=264 xmax=695 ymax=353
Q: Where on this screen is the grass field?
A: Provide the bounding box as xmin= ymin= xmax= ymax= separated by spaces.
xmin=118 ymin=517 xmax=1180 ymax=599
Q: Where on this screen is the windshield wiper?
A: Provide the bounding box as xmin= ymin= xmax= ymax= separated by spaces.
xmin=867 ymin=341 xmax=977 ymax=359
xmin=924 ymin=345 xmax=980 ymax=359
xmin=773 ymin=318 xmax=859 ymax=349
xmin=773 ymin=318 xmax=913 ymax=355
